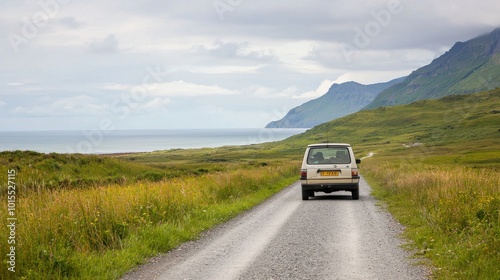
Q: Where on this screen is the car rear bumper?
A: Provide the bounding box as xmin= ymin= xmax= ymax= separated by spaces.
xmin=301 ymin=181 xmax=359 ymax=192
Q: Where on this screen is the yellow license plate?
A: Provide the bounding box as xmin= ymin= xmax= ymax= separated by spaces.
xmin=321 ymin=171 xmax=339 ymax=176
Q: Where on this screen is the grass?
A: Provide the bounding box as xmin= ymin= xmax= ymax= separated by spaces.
xmin=0 ymin=157 xmax=298 ymax=279
xmin=0 ymin=88 xmax=498 ymax=279
xmin=362 ymin=161 xmax=500 ymax=279
xmin=0 ymin=151 xmax=146 ymax=194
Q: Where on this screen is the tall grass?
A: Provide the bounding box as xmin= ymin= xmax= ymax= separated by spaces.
xmin=0 ymin=161 xmax=298 ymax=279
xmin=0 ymin=151 xmax=155 ymax=193
xmin=363 ymin=162 xmax=500 ymax=279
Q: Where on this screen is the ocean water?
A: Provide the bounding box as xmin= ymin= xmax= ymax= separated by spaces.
xmin=0 ymin=129 xmax=307 ymax=154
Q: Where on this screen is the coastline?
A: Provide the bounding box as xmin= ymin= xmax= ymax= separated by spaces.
xmin=0 ymin=128 xmax=307 ymax=155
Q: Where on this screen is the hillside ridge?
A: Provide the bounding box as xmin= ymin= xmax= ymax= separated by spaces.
xmin=364 ymin=27 xmax=500 ymax=109
xmin=265 ymin=77 xmax=404 ymax=128
xmin=266 ymin=28 xmax=500 ymax=129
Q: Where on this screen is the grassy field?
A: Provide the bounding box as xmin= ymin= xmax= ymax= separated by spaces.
xmin=0 ymin=152 xmax=299 ymax=279
xmin=362 ymin=160 xmax=499 ymax=279
xmin=0 ymin=88 xmax=498 ymax=279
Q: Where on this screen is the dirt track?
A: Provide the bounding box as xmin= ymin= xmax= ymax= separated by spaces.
xmin=122 ymin=177 xmax=429 ymax=280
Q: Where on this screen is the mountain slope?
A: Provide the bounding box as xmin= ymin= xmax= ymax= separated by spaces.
xmin=265 ymin=77 xmax=405 ymax=128
xmin=285 ymin=88 xmax=500 ymax=163
xmin=364 ymin=28 xmax=500 ymax=109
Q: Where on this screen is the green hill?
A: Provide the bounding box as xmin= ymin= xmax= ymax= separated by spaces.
xmin=364 ymin=28 xmax=500 ymax=109
xmin=286 ymin=88 xmax=500 ymax=167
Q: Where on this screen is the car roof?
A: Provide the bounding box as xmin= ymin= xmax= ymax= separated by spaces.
xmin=307 ymin=143 xmax=351 ymax=148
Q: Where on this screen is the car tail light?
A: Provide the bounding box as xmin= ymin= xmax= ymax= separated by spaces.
xmin=300 ymin=169 xmax=307 ymax=180
xmin=351 ymin=168 xmax=359 ymax=177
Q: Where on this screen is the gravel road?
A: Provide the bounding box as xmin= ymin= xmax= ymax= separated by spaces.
xmin=122 ymin=177 xmax=429 ymax=280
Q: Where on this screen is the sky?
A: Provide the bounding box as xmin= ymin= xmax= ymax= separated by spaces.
xmin=1 ymin=0 xmax=499 ymax=131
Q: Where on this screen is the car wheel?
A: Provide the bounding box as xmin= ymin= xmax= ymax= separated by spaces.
xmin=351 ymin=186 xmax=359 ymax=200
xmin=302 ymin=189 xmax=309 ymax=200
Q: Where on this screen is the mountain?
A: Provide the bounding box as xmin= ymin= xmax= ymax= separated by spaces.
xmin=265 ymin=77 xmax=405 ymax=128
xmin=364 ymin=28 xmax=500 ymax=109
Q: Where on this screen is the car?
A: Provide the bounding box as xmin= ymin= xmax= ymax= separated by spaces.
xmin=300 ymin=143 xmax=361 ymax=200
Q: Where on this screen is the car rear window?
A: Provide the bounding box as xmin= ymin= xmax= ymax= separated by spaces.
xmin=307 ymin=147 xmax=351 ymax=164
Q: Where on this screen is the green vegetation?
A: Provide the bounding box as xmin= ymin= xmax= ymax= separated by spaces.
xmin=295 ymin=88 xmax=500 ymax=169
xmin=448 ymin=53 xmax=500 ymax=94
xmin=0 ymin=88 xmax=498 ymax=279
xmin=363 ymin=162 xmax=499 ymax=279
xmin=0 ymin=152 xmax=299 ymax=279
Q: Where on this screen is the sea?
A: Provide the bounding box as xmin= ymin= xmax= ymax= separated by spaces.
xmin=0 ymin=128 xmax=307 ymax=154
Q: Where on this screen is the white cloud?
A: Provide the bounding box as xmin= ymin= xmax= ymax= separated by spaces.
xmin=246 ymin=86 xmax=300 ymax=99
xmin=141 ymin=97 xmax=171 ymax=110
xmin=332 ymin=70 xmax=410 ymax=85
xmin=152 ymin=81 xmax=240 ymax=97
xmin=87 ymin=34 xmax=119 ymax=53
xmin=292 ymin=80 xmax=334 ymax=99
xmin=190 ymin=65 xmax=263 ymax=74
xmin=105 ymin=80 xmax=240 ymax=97
xmin=194 ymin=40 xmax=277 ymax=62
xmin=12 ymin=95 xmax=109 ymax=117
xmin=1 ymin=0 xmax=499 ymax=130
xmin=58 ymin=17 xmax=82 ymax=29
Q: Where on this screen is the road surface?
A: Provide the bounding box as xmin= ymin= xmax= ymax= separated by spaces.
xmin=122 ymin=177 xmax=429 ymax=280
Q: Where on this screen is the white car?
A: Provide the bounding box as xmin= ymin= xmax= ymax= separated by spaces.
xmin=300 ymin=143 xmax=361 ymax=200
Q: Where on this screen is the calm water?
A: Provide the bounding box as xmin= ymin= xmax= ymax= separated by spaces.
xmin=0 ymin=129 xmax=307 ymax=154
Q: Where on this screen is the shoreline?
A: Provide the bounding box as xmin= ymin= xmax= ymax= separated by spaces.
xmin=0 ymin=128 xmax=307 ymax=155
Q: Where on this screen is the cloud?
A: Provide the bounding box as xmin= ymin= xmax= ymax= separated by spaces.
xmin=12 ymin=95 xmax=109 ymax=117
xmin=105 ymin=80 xmax=240 ymax=97
xmin=189 ymin=65 xmax=263 ymax=74
xmin=58 ymin=17 xmax=82 ymax=29
xmin=141 ymin=97 xmax=171 ymax=110
xmin=1 ymin=0 xmax=499 ymax=130
xmin=292 ymin=80 xmax=334 ymax=99
xmin=332 ymin=71 xmax=409 ymax=85
xmin=194 ymin=40 xmax=277 ymax=62
xmin=243 ymin=85 xmax=299 ymax=100
xmin=87 ymin=34 xmax=118 ymax=54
